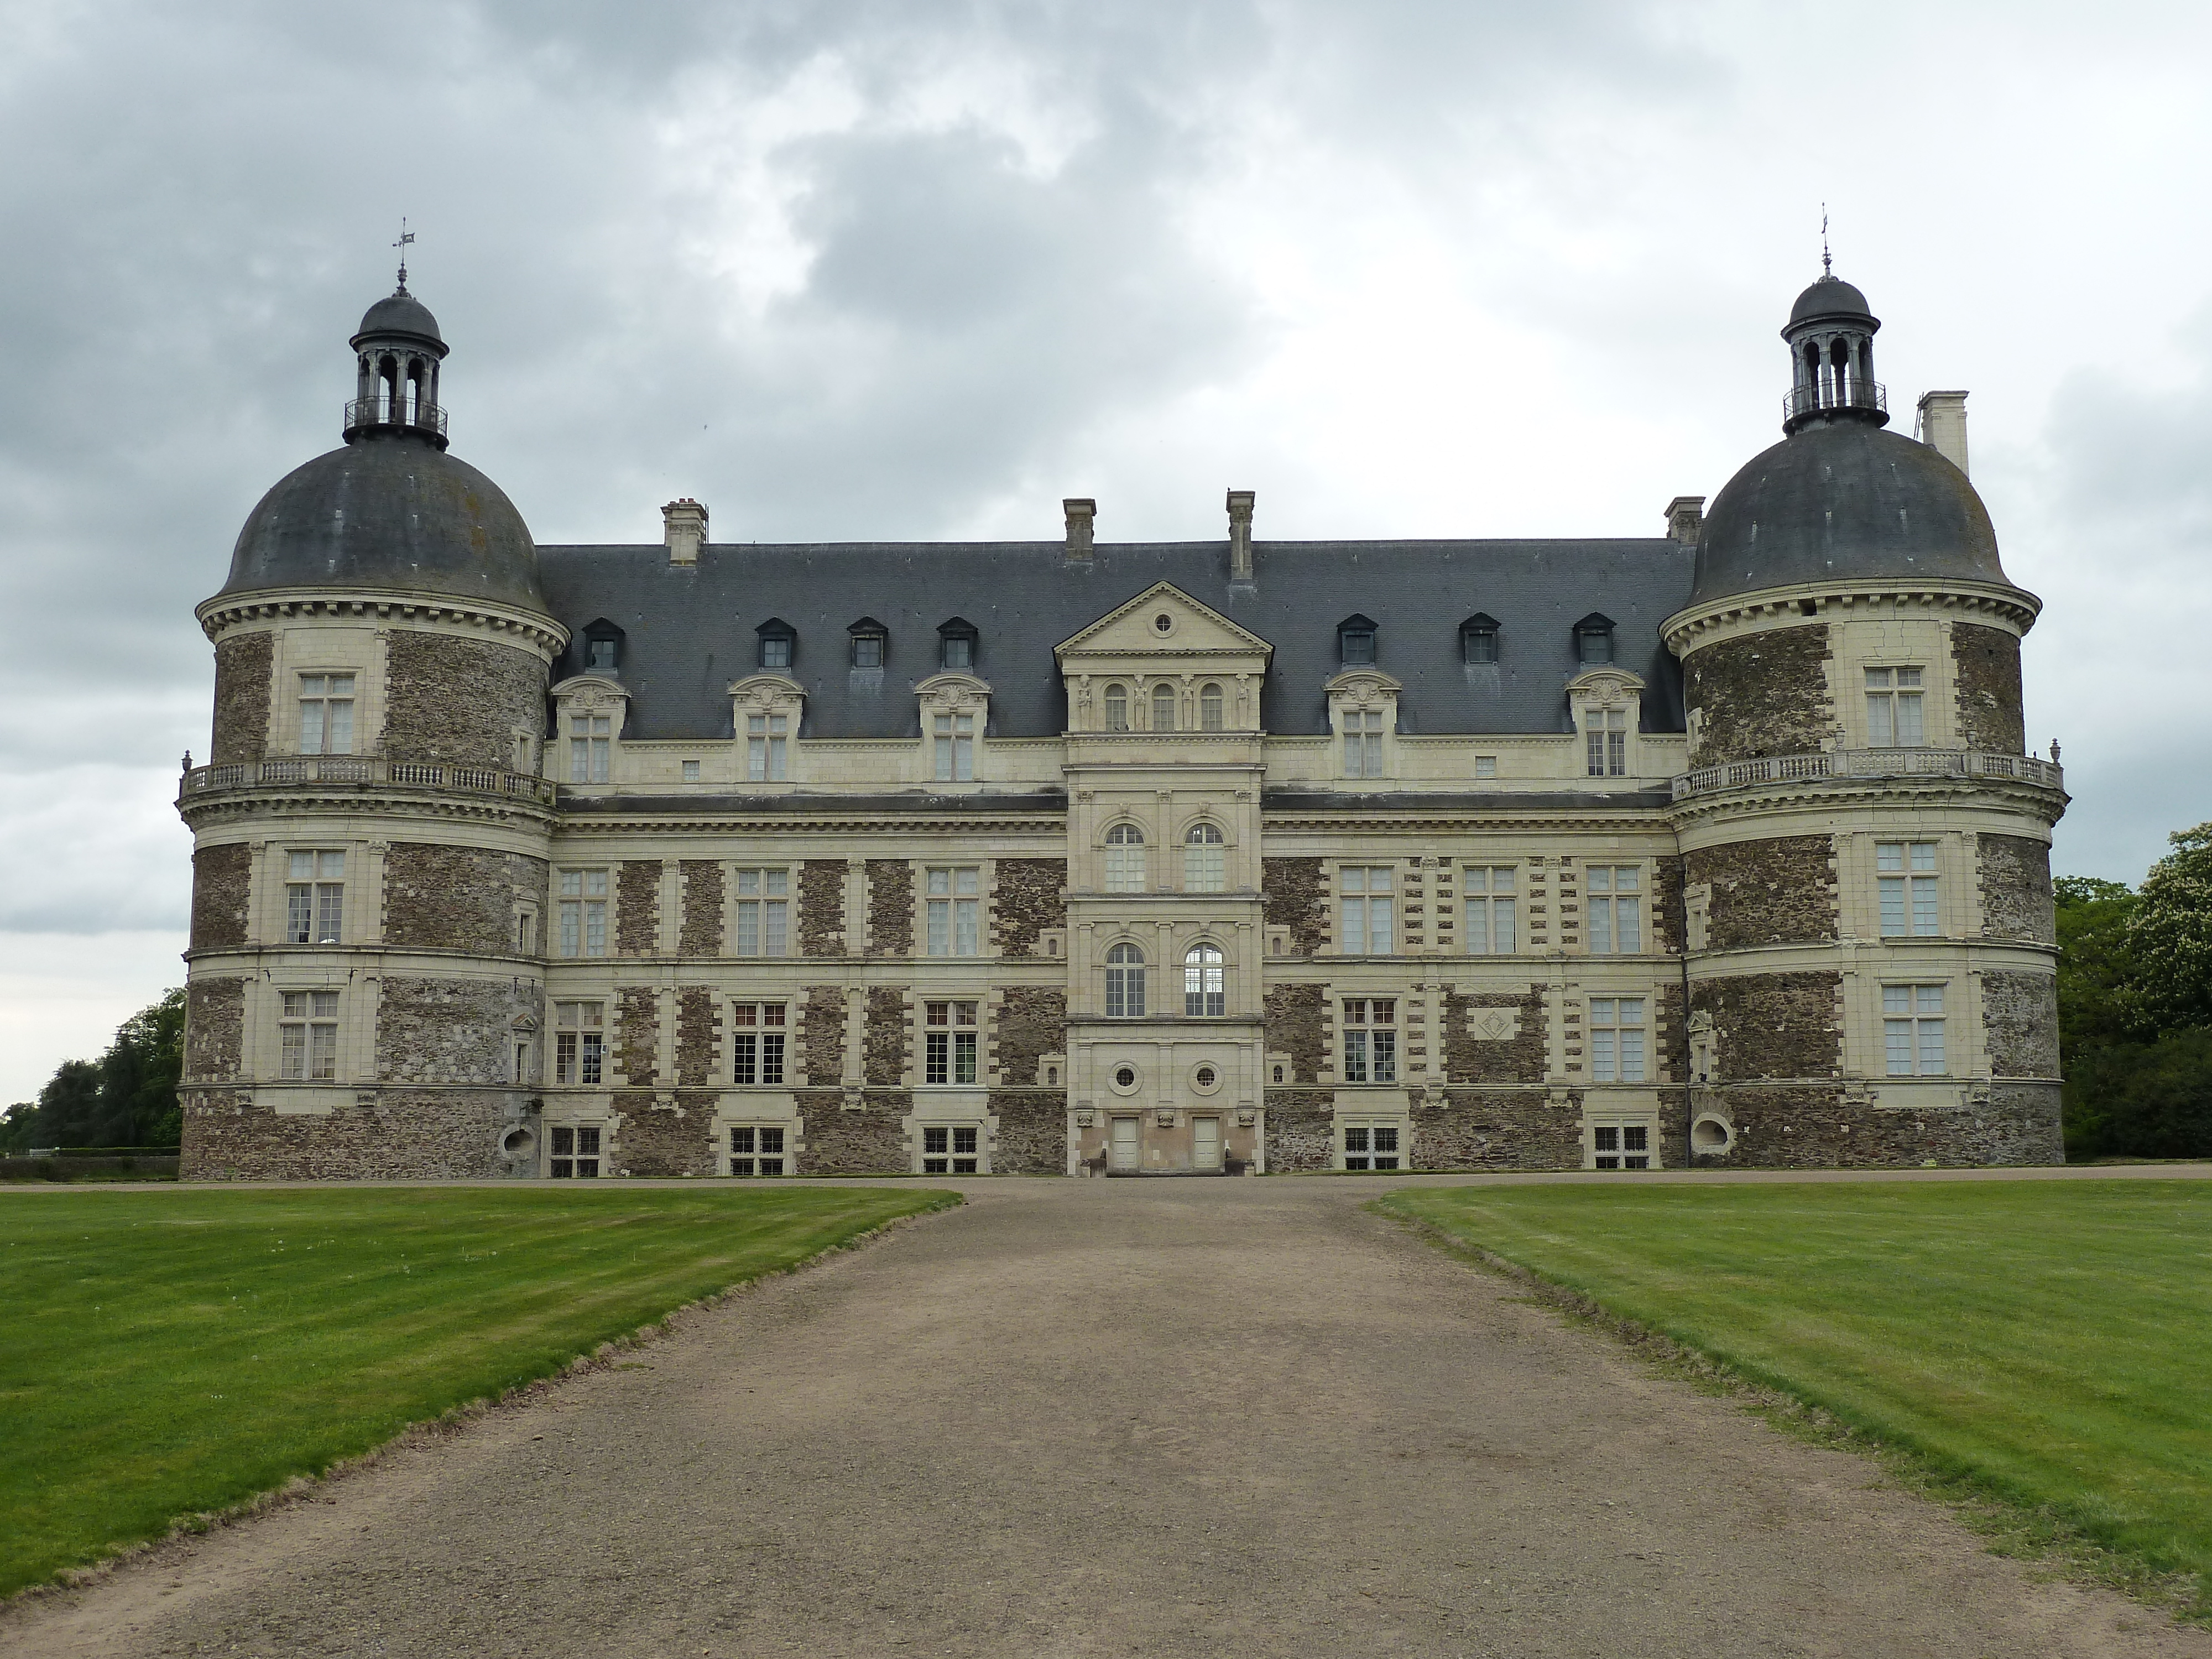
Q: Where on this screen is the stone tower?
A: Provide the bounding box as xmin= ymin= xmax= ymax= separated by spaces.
xmin=1662 ymin=271 xmax=2066 ymax=1165
xmin=177 ymin=280 xmax=567 ymax=1178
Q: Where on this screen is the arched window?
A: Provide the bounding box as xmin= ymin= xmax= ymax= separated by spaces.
xmin=1104 ymin=822 xmax=1146 ymax=893
xmin=1183 ymin=944 xmax=1225 ymax=1018
xmin=1460 ymin=614 xmax=1499 ymax=665
xmin=1152 ymin=684 xmax=1177 ymax=732
xmin=1103 ymin=683 xmax=1128 ymax=732
xmin=1185 ymin=821 xmax=1225 ymax=892
xmin=1106 ymin=943 xmax=1146 ymax=1018
xmin=1198 ymin=682 xmax=1224 ymax=732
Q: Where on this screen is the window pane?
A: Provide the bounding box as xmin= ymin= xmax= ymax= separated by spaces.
xmin=928 ymin=900 xmax=949 ymax=956
xmin=1879 ymin=878 xmax=1906 ymax=933
xmin=1589 ymin=898 xmax=1613 ymax=954
xmin=1883 ymin=985 xmax=1912 ymax=1014
xmin=326 ymin=701 xmax=353 ymax=755
xmin=1885 ymin=1020 xmax=1913 ymax=1074
xmin=1918 ymin=1021 xmax=1945 ymax=1074
xmin=1619 ymin=1031 xmax=1646 ymax=1083
xmin=1876 ymin=843 xmax=1904 ymax=872
xmin=764 ymin=900 xmax=787 ymax=956
xmin=1868 ymin=695 xmax=1895 ymax=747
xmin=1911 ymin=878 xmax=1939 ymax=936
xmin=1200 ymin=686 xmax=1223 ymax=731
xmin=1465 ymin=898 xmax=1488 ymax=953
xmin=1615 ymin=902 xmax=1640 ymax=953
xmin=1153 ymin=686 xmax=1176 ymax=731
xmin=1343 ymin=898 xmax=1366 ymax=954
xmin=1911 ymin=843 xmax=1938 ymax=872
xmin=954 ymin=899 xmax=978 ymax=956
xmin=301 ymin=700 xmax=325 ymax=754
xmin=1368 ymin=900 xmax=1391 ymax=955
xmin=1495 ymin=898 xmax=1516 ymax=953
xmin=1896 ymin=692 xmax=1924 ymax=745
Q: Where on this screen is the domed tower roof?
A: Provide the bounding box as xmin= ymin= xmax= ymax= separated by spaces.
xmin=1787 ymin=274 xmax=1875 ymax=327
xmin=212 ymin=280 xmax=546 ymax=614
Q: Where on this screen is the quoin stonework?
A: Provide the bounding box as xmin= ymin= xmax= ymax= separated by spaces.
xmin=176 ymin=268 xmax=2066 ymax=1178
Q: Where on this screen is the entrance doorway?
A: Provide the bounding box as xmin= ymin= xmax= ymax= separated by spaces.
xmin=1110 ymin=1116 xmax=1141 ymax=1171
xmin=1192 ymin=1116 xmax=1222 ymax=1170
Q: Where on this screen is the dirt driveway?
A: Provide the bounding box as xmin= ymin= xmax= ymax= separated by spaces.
xmin=10 ymin=1175 xmax=2210 ymax=1657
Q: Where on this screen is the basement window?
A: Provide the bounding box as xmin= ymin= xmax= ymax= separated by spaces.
xmin=549 ymin=1125 xmax=601 ymax=1178
xmin=1342 ymin=1123 xmax=1400 ymax=1171
xmin=922 ymin=1125 xmax=980 ymax=1175
xmin=1593 ymin=1124 xmax=1650 ymax=1170
xmin=730 ymin=1125 xmax=786 ymax=1176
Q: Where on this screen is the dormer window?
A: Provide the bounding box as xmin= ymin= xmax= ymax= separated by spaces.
xmin=1338 ymin=615 xmax=1378 ymax=666
xmin=757 ymin=619 xmax=796 ymax=671
xmin=1575 ymin=614 xmax=1615 ymax=666
xmin=578 ymin=619 xmax=623 ymax=675
xmin=848 ymin=618 xmax=886 ymax=669
xmin=1461 ymin=613 xmax=1499 ymax=665
xmin=938 ymin=618 xmax=978 ymax=672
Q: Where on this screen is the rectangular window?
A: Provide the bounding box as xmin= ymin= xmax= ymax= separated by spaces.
xmin=568 ymin=715 xmax=611 ymax=784
xmin=1876 ymin=841 xmax=1941 ymax=937
xmin=1474 ymin=755 xmax=1497 ymax=779
xmin=299 ymin=674 xmax=355 ymax=755
xmin=730 ymin=1003 xmax=787 ymax=1086
xmin=925 ymin=1001 xmax=979 ymax=1086
xmin=922 ymin=1124 xmax=980 ymax=1175
xmin=760 ymin=635 xmax=791 ymax=670
xmin=1587 ymin=866 xmax=1642 ymax=953
xmin=1585 ymin=708 xmax=1627 ymax=776
xmin=729 ymin=1125 xmax=786 ymax=1177
xmin=1185 ymin=839 xmax=1225 ymax=893
xmin=1104 ymin=838 xmax=1146 ymax=893
xmin=681 ymin=759 xmax=701 ymax=782
xmin=852 ymin=633 xmax=883 ymax=669
xmin=1865 ymin=666 xmax=1926 ymax=747
xmin=557 ymin=869 xmax=608 ymax=957
xmin=926 ymin=867 xmax=980 ymax=956
xmin=549 ymin=1124 xmax=602 ymax=1178
xmin=1341 ymin=999 xmax=1398 ymax=1084
xmin=747 ymin=714 xmax=789 ymax=781
xmin=1343 ymin=710 xmax=1385 ymax=777
xmin=933 ymin=713 xmax=975 ymax=782
xmin=1342 ymin=1124 xmax=1401 ymax=1171
xmin=1464 ymin=867 xmax=1517 ymax=954
xmin=1340 ymin=867 xmax=1394 ymax=954
xmin=1592 ymin=1124 xmax=1651 ymax=1170
xmin=553 ymin=1001 xmax=604 ymax=1085
xmin=1588 ymin=998 xmax=1647 ymax=1083
xmin=284 ymin=849 xmax=346 ymax=945
xmin=734 ymin=868 xmax=789 ymax=956
xmin=278 ymin=990 xmax=340 ymax=1081
xmin=1884 ymin=984 xmax=1947 ymax=1076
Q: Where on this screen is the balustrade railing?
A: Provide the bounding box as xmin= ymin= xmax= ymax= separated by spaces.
xmin=1672 ymin=748 xmax=2063 ymax=801
xmin=1783 ymin=379 xmax=1886 ymax=424
xmin=182 ymin=755 xmax=553 ymax=804
xmin=342 ymin=398 xmax=448 ymax=438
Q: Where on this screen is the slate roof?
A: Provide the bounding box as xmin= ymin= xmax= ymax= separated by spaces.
xmin=535 ymin=539 xmax=1697 ymax=743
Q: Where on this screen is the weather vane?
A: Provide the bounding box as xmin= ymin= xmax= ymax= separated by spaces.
xmin=394 ymin=217 xmax=416 ymax=290
xmin=1821 ymin=204 xmax=1832 ymax=276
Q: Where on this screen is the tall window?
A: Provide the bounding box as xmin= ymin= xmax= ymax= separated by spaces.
xmin=278 ymin=990 xmax=340 ymax=1081
xmin=922 ymin=1125 xmax=979 ymax=1175
xmin=729 ymin=1125 xmax=786 ymax=1176
xmin=1464 ymin=866 xmax=1516 ymax=954
xmin=1342 ymin=999 xmax=1397 ymax=1083
xmin=1884 ymin=984 xmax=1946 ymax=1076
xmin=1877 ymin=842 xmax=1940 ymax=936
xmin=1585 ymin=709 xmax=1627 ymax=776
xmin=1184 ymin=822 xmax=1225 ymax=892
xmin=1866 ymin=667 xmax=1925 ymax=747
xmin=554 ymin=1001 xmax=604 ymax=1084
xmin=934 ymin=713 xmax=974 ymax=781
xmin=299 ymin=674 xmax=354 ymax=755
xmin=1592 ymin=1125 xmax=1649 ymax=1170
xmin=1103 ymin=684 xmax=1129 ymax=732
xmin=1150 ymin=684 xmax=1177 ymax=732
xmin=1587 ymin=866 xmax=1641 ymax=954
xmin=925 ymin=1001 xmax=979 ymax=1084
xmin=735 ymin=868 xmax=789 ymax=956
xmin=1199 ymin=682 xmax=1224 ymax=732
xmin=731 ymin=1003 xmax=787 ymax=1085
xmin=1342 ymin=1124 xmax=1401 ymax=1171
xmin=549 ymin=1125 xmax=601 ymax=1177
xmin=285 ymin=850 xmax=345 ymax=945
xmin=569 ymin=715 xmax=611 ymax=784
xmin=1184 ymin=945 xmax=1225 ymax=1017
xmin=558 ymin=869 xmax=608 ymax=958
xmin=747 ymin=714 xmax=788 ymax=781
xmin=1340 ymin=866 xmax=1394 ymax=954
xmin=1589 ymin=998 xmax=1647 ymax=1083
xmin=1104 ymin=824 xmax=1146 ymax=893
xmin=1344 ymin=710 xmax=1385 ymax=776
xmin=1105 ymin=944 xmax=1146 ymax=1017
xmin=927 ymin=867 xmax=980 ymax=956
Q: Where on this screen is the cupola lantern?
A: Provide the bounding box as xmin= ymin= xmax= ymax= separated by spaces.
xmin=342 ymin=260 xmax=451 ymax=450
xmin=1780 ymin=269 xmax=1886 ymax=436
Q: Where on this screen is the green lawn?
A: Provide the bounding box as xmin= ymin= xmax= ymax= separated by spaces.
xmin=1383 ymin=1181 xmax=2212 ymax=1605
xmin=0 ymin=1185 xmax=955 ymax=1597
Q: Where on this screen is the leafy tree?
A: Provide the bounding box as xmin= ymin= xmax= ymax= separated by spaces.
xmin=2128 ymin=825 xmax=2212 ymax=1032
xmin=2055 ymin=876 xmax=2145 ymax=1052
xmin=2064 ymin=1028 xmax=2212 ymax=1161
xmin=0 ymin=988 xmax=186 ymax=1155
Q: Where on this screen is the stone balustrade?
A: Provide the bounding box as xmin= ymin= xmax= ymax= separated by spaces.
xmin=1671 ymin=747 xmax=2063 ymax=802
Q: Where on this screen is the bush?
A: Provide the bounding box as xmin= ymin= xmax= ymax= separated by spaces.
xmin=2063 ymin=1028 xmax=2212 ymax=1161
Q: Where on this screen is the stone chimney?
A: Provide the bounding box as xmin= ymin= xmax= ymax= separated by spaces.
xmin=663 ymin=498 xmax=708 ymax=566
xmin=1227 ymin=489 xmax=1255 ymax=580
xmin=1664 ymin=495 xmax=1705 ymax=544
xmin=1916 ymin=391 xmax=1970 ymax=476
xmin=1063 ymin=498 xmax=1095 ymax=562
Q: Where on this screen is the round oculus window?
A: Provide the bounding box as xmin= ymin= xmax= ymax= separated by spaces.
xmin=1114 ymin=1066 xmax=1138 ymax=1089
xmin=1153 ymin=612 xmax=1173 ymax=633
xmin=1195 ymin=1066 xmax=1216 ymax=1088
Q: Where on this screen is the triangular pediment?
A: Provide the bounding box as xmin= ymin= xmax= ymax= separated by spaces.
xmin=1055 ymin=582 xmax=1273 ymax=660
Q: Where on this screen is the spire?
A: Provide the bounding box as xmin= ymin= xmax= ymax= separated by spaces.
xmin=1780 ymin=264 xmax=1887 ymax=437
xmin=393 ymin=217 xmax=415 ymax=293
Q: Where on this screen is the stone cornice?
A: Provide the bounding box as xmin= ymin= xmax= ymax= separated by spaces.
xmin=1666 ymin=770 xmax=2067 ymax=830
xmin=1661 ymin=577 xmax=2041 ymax=653
xmin=195 ymin=587 xmax=568 ymax=654
xmin=178 ymin=789 xmax=555 ymax=832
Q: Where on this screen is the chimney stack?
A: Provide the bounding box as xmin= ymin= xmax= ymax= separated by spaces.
xmin=1063 ymin=498 xmax=1095 ymax=562
xmin=663 ymin=498 xmax=708 ymax=565
xmin=1227 ymin=489 xmax=1255 ymax=580
xmin=1664 ymin=495 xmax=1705 ymax=544
xmin=1916 ymin=390 xmax=1970 ymax=476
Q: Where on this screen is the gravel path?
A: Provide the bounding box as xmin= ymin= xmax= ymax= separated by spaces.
xmin=11 ymin=1176 xmax=2210 ymax=1657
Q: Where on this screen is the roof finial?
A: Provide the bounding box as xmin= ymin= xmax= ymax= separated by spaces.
xmin=393 ymin=217 xmax=416 ymax=292
xmin=1820 ymin=204 xmax=1831 ymax=276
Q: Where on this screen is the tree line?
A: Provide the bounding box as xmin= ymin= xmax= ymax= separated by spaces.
xmin=0 ymin=988 xmax=184 ymax=1154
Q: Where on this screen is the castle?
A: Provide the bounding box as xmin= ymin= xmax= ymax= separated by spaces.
xmin=176 ymin=266 xmax=2065 ymax=1178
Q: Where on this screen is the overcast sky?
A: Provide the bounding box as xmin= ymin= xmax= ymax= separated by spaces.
xmin=3 ymin=0 xmax=2208 ymax=1102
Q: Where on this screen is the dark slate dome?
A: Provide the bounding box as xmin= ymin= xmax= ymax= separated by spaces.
xmin=1689 ymin=420 xmax=2009 ymax=609
xmin=1788 ymin=274 xmax=1875 ymax=328
xmin=353 ymin=289 xmax=443 ymax=346
xmin=218 ymin=434 xmax=546 ymax=612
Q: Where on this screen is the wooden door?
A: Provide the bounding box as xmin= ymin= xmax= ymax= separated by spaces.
xmin=1110 ymin=1116 xmax=1140 ymax=1171
xmin=1192 ymin=1115 xmax=1222 ymax=1170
